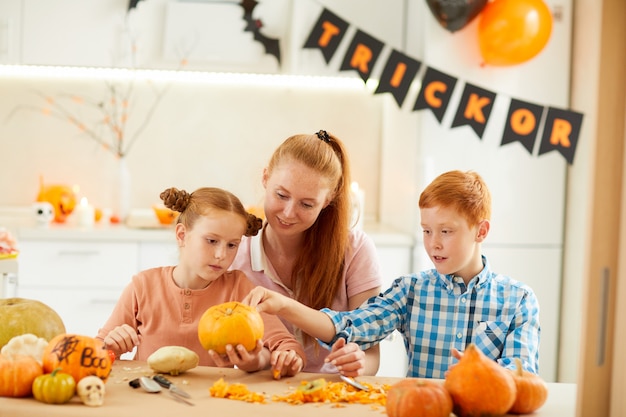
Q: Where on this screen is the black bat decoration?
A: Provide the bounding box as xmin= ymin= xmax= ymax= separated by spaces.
xmin=240 ymin=0 xmax=281 ymax=64
xmin=128 ymin=0 xmax=143 ymax=11
xmin=126 ymin=0 xmax=280 ymax=64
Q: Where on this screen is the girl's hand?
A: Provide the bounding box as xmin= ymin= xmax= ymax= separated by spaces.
xmin=103 ymin=324 xmax=140 ymax=357
xmin=208 ymin=340 xmax=268 ymax=372
xmin=324 ymin=337 xmax=366 ymax=377
xmin=270 ymin=350 xmax=304 ymax=379
xmin=242 ymin=286 xmax=289 ymax=315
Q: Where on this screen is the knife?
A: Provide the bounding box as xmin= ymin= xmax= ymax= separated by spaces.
xmin=152 ymin=375 xmax=192 ymax=399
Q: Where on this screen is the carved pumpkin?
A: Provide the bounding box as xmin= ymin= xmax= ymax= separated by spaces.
xmin=444 ymin=344 xmax=517 ymax=417
xmin=508 ymin=357 xmax=548 ymax=414
xmin=198 ymin=301 xmax=264 ymax=355
xmin=0 ymin=353 xmax=43 ymax=397
xmin=42 ymin=334 xmax=112 ymax=383
xmin=36 ymin=181 xmax=77 ymax=223
xmin=386 ymin=378 xmax=453 ymax=417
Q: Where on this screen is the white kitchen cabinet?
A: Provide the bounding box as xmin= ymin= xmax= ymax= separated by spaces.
xmin=14 ymin=226 xmax=177 ymax=337
xmin=16 ymin=240 xmax=138 ymax=337
xmin=138 ymin=241 xmax=178 ymax=271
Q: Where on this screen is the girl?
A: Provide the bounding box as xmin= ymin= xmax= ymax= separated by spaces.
xmin=97 ymin=187 xmax=305 ymax=377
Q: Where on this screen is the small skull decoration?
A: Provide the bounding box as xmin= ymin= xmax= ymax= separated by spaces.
xmin=33 ymin=201 xmax=54 ymax=228
xmin=77 ymin=376 xmax=106 ymax=407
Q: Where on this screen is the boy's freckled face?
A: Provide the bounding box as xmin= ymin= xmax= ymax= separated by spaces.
xmin=420 ymin=205 xmax=483 ymax=280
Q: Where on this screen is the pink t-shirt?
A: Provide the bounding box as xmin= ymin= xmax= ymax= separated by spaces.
xmin=229 ymin=228 xmax=382 ymax=372
xmin=96 ymin=266 xmax=305 ymax=367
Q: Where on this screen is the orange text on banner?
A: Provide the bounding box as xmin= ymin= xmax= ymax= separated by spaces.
xmin=351 ymin=44 xmax=374 ymax=73
xmin=319 ymin=21 xmax=340 ymax=47
xmin=390 ymin=62 xmax=407 ymax=87
xmin=549 ymin=119 xmax=572 ymax=147
xmin=464 ymin=94 xmax=492 ymax=123
xmin=510 ymin=108 xmax=537 ymax=136
xmin=424 ymin=81 xmax=448 ymax=108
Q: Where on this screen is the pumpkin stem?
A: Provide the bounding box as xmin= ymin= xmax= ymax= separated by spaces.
xmin=514 ymin=357 xmax=524 ymax=376
xmin=51 ymin=367 xmax=63 ymax=377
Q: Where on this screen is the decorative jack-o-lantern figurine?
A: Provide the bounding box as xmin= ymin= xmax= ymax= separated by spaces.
xmin=36 ymin=178 xmax=77 ymax=223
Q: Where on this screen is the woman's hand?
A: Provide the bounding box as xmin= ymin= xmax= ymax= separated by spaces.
xmin=103 ymin=324 xmax=140 ymax=357
xmin=271 ymin=350 xmax=304 ymax=379
xmin=242 ymin=286 xmax=290 ymax=315
xmin=324 ymin=337 xmax=366 ymax=377
xmin=208 ymin=340 xmax=269 ymax=372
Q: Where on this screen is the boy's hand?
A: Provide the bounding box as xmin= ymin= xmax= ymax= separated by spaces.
xmin=445 ymin=347 xmax=464 ymax=377
xmin=324 ymin=337 xmax=365 ymax=377
xmin=242 ymin=286 xmax=288 ymax=314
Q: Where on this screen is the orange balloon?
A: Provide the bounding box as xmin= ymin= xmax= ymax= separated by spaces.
xmin=478 ymin=0 xmax=553 ymax=66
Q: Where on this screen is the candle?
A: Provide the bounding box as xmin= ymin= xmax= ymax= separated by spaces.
xmin=77 ymin=197 xmax=95 ymax=228
xmin=350 ymin=182 xmax=365 ymax=230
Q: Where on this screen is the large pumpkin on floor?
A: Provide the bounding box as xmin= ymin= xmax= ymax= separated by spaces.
xmin=42 ymin=334 xmax=111 ymax=383
xmin=0 ymin=353 xmax=43 ymax=397
xmin=198 ymin=301 xmax=264 ymax=355
xmin=444 ymin=344 xmax=517 ymax=417
xmin=386 ymin=378 xmax=452 ymax=417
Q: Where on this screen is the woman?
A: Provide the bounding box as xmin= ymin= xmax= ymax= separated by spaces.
xmin=231 ymin=130 xmax=382 ymax=376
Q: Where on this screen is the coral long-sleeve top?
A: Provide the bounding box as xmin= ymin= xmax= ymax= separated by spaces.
xmin=96 ymin=266 xmax=305 ymax=366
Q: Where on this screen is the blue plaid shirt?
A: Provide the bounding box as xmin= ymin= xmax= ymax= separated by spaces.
xmin=321 ymin=256 xmax=540 ymax=379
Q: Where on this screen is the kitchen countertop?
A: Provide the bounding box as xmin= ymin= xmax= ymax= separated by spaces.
xmin=0 ymin=360 xmax=577 ymax=417
xmin=15 ymin=222 xmax=415 ymax=246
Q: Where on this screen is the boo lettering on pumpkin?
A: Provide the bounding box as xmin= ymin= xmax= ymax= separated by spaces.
xmin=81 ymin=347 xmax=110 ymax=369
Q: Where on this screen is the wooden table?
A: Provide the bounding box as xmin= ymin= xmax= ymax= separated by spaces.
xmin=0 ymin=360 xmax=577 ymax=417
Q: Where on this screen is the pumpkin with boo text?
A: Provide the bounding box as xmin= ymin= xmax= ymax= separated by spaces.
xmin=43 ymin=334 xmax=112 ymax=383
xmin=198 ymin=301 xmax=264 ymax=355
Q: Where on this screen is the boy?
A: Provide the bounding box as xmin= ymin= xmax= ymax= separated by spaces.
xmin=243 ymin=170 xmax=540 ymax=378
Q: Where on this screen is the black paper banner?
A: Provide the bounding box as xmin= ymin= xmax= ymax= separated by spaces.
xmin=501 ymin=99 xmax=545 ymax=154
xmin=374 ymin=50 xmax=422 ymax=108
xmin=339 ymin=30 xmax=384 ymax=83
xmin=538 ymin=107 xmax=584 ymax=165
xmin=413 ymin=67 xmax=458 ymax=123
xmin=451 ymin=83 xmax=496 ymax=139
xmin=303 ymin=8 xmax=349 ymax=64
xmin=301 ymin=6 xmax=584 ymax=165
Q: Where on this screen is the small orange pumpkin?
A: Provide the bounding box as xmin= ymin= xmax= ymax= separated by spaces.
xmin=42 ymin=334 xmax=111 ymax=383
xmin=386 ymin=378 xmax=452 ymax=417
xmin=198 ymin=301 xmax=264 ymax=355
xmin=36 ymin=181 xmax=77 ymax=223
xmin=0 ymin=353 xmax=43 ymax=397
xmin=508 ymin=357 xmax=548 ymax=414
xmin=444 ymin=344 xmax=517 ymax=417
